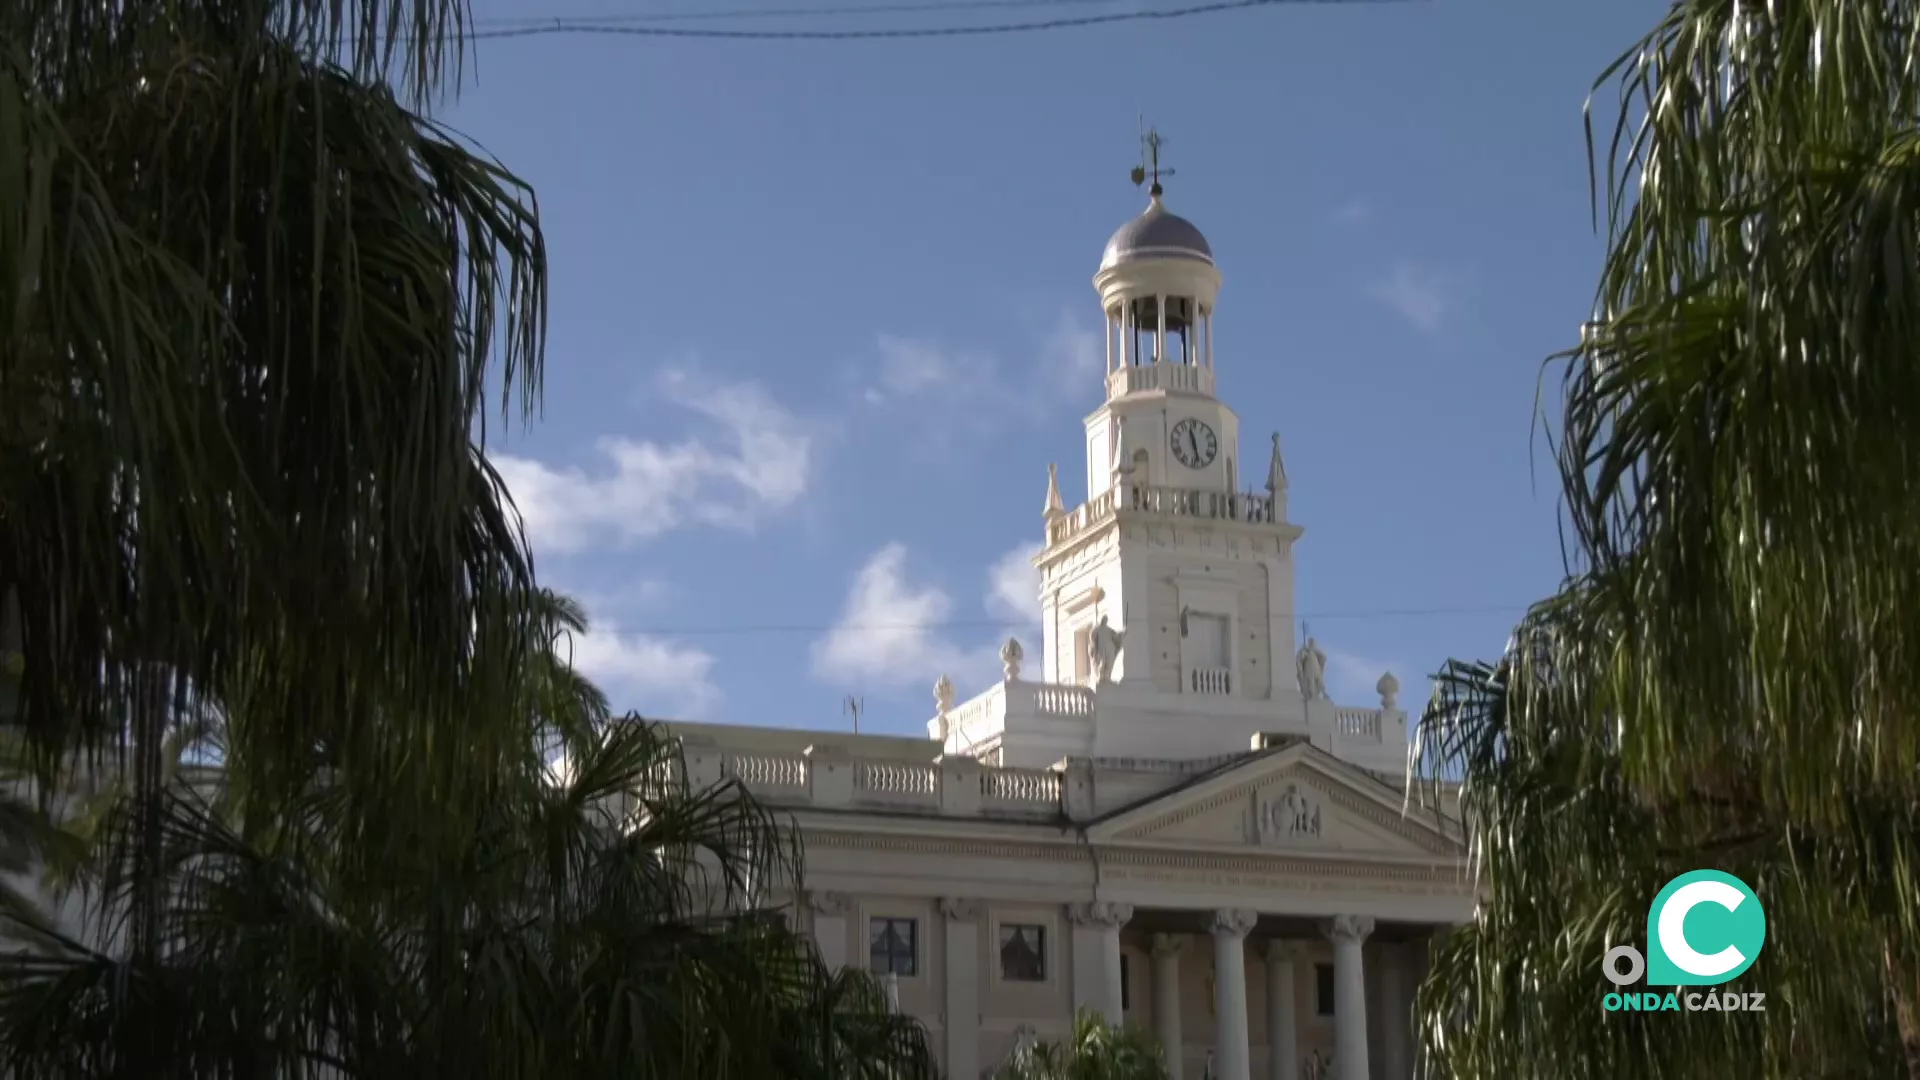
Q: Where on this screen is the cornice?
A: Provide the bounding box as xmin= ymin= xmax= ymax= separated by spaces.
xmin=801 ymin=830 xmax=1470 ymax=891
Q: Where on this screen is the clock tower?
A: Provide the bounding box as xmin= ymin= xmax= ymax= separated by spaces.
xmin=1032 ymin=160 xmax=1309 ymax=759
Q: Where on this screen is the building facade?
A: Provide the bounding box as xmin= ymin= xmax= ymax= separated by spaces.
xmin=667 ymin=182 xmax=1473 ymax=1080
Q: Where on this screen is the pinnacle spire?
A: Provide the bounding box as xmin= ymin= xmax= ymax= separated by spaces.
xmin=1266 ymin=432 xmax=1289 ymax=494
xmin=1044 ymin=463 xmax=1066 ymax=518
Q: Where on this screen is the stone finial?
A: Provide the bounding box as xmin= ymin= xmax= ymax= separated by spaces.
xmin=1000 ymin=637 xmax=1024 ymax=681
xmin=933 ymin=675 xmax=956 ymax=743
xmin=1043 ymin=463 xmax=1065 ymax=519
xmin=1266 ymin=431 xmax=1289 ymax=494
xmin=1377 ymin=671 xmax=1400 ymax=710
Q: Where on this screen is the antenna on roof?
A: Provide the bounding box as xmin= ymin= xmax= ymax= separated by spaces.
xmin=843 ymin=695 xmax=864 ymax=735
xmin=1131 ymin=116 xmax=1173 ymax=197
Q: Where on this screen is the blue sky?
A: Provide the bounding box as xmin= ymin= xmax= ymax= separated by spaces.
xmin=442 ymin=0 xmax=1670 ymax=738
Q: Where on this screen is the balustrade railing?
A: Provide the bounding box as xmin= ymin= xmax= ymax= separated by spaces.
xmin=946 ymin=684 xmax=1003 ymax=738
xmin=704 ymin=749 xmax=1064 ymax=817
xmin=982 ymin=767 xmax=1063 ymax=804
xmin=1029 ymin=683 xmax=1094 ymax=717
xmin=1047 ymin=482 xmax=1281 ymax=545
xmin=1106 ymin=363 xmax=1216 ymax=399
xmin=856 ymin=761 xmax=938 ymax=797
xmin=942 ymin=679 xmax=1094 ymax=758
xmin=1335 ymin=708 xmax=1383 ymax=742
xmin=727 ymin=753 xmax=808 ymax=788
xmin=1188 ymin=666 xmax=1232 ymax=696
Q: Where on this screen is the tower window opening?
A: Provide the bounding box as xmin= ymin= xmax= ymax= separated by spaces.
xmin=1124 ymin=295 xmax=1200 ymax=364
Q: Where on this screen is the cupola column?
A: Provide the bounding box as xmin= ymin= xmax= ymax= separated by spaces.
xmin=1156 ymin=294 xmax=1168 ymax=364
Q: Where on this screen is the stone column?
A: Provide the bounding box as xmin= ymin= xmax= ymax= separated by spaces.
xmin=807 ymin=890 xmax=851 ymax=971
xmin=1151 ymin=934 xmax=1188 ymax=1080
xmin=940 ymin=898 xmax=983 ymax=1080
xmin=1322 ymin=915 xmax=1374 ymax=1080
xmin=1378 ymin=942 xmax=1411 ymax=1080
xmin=1210 ymin=909 xmax=1258 ymax=1080
xmin=1264 ymin=940 xmax=1305 ymax=1080
xmin=1156 ymin=293 xmax=1168 ymax=363
xmin=1069 ymin=901 xmax=1134 ymax=1025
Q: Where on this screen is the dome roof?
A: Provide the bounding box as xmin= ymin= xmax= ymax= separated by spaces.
xmin=1099 ymin=195 xmax=1214 ymax=271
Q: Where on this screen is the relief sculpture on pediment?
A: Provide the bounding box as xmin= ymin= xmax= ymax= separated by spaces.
xmin=1247 ymin=782 xmax=1323 ymax=845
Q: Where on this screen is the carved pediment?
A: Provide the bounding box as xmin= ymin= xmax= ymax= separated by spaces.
xmin=1088 ymin=745 xmax=1462 ymax=858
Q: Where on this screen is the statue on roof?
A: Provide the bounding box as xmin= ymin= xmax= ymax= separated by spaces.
xmin=1296 ymin=637 xmax=1327 ymax=701
xmin=1088 ymin=615 xmax=1124 ymax=687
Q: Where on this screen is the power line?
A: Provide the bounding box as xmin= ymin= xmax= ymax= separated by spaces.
xmin=474 ymin=0 xmax=1130 ymax=29
xmin=595 ymin=603 xmax=1534 ymax=638
xmin=448 ymin=0 xmax=1413 ymax=44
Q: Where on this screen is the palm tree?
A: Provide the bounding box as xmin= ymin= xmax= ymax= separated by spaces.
xmin=0 ymin=0 xmax=549 ymax=974
xmin=1411 ymin=2 xmax=1920 ymax=1076
xmin=994 ymin=1011 xmax=1169 ymax=1080
xmin=0 ymin=592 xmax=938 ymax=1078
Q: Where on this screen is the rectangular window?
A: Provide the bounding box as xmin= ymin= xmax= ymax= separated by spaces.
xmin=1120 ymin=954 xmax=1132 ymax=1011
xmin=998 ymin=923 xmax=1047 ymax=982
xmin=1072 ymin=625 xmax=1092 ymax=683
xmin=1315 ymin=962 xmax=1336 ymax=1017
xmin=1190 ymin=612 xmax=1229 ymax=667
xmin=869 ymin=917 xmax=918 ymax=977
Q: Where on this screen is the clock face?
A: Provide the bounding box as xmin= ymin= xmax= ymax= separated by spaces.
xmin=1169 ymin=417 xmax=1219 ymax=469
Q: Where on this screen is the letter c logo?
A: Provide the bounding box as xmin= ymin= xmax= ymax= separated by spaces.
xmin=1646 ymin=871 xmax=1766 ymax=987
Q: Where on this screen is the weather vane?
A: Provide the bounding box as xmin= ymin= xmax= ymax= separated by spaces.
xmin=1130 ymin=117 xmax=1174 ymax=197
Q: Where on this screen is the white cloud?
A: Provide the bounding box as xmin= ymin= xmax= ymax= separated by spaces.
xmin=811 ymin=544 xmax=996 ymax=692
xmin=859 ymin=311 xmax=1103 ymax=415
xmin=875 ymin=335 xmax=954 ymax=398
xmin=985 ymin=542 xmax=1044 ymax=627
xmin=1036 ymin=312 xmax=1103 ymax=395
xmin=496 ymin=370 xmax=812 ymax=555
xmin=1368 ymin=261 xmax=1457 ymax=334
xmin=563 ymin=621 xmax=720 ymax=719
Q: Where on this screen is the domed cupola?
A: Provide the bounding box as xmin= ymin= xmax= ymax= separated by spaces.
xmin=1091 ymin=129 xmax=1222 ymax=397
xmin=1099 ymin=195 xmax=1214 ymax=271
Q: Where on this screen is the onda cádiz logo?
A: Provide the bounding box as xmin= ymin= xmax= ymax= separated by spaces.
xmin=1601 ymin=870 xmax=1768 ymax=1014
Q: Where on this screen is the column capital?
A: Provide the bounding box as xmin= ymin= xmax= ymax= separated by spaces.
xmin=1263 ymin=937 xmax=1312 ymax=963
xmin=1150 ymin=932 xmax=1189 ymax=959
xmin=805 ymin=890 xmax=852 ymax=917
xmin=1322 ymin=914 xmax=1375 ymax=945
xmin=1208 ymin=907 xmax=1259 ymax=940
xmin=939 ymin=897 xmax=983 ymax=922
xmin=1069 ymin=900 xmax=1135 ymax=928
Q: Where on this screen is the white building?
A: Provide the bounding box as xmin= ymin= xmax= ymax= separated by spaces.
xmin=668 ymin=182 xmax=1473 ymax=1080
